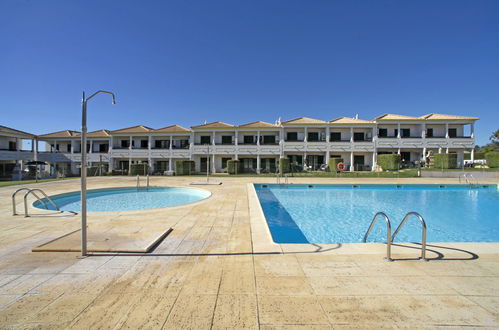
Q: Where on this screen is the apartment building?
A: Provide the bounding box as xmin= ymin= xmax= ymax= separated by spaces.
xmin=0 ymin=113 xmax=478 ymax=177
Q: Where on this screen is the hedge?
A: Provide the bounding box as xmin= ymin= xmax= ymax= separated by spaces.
xmin=130 ymin=163 xmax=149 ymax=175
xmin=464 ymin=152 xmax=486 ymax=160
xmin=227 ymin=160 xmax=241 ymax=174
xmin=174 ymin=160 xmax=195 ymax=175
xmin=328 ymin=158 xmax=343 ymax=172
xmin=431 ymin=153 xmax=457 ymax=169
xmin=485 ymin=152 xmax=499 ymax=168
xmin=377 ymin=154 xmax=401 ymax=171
xmin=279 ymin=158 xmax=290 ymax=174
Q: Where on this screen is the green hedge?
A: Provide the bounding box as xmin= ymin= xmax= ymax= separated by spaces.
xmin=227 ymin=160 xmax=241 ymax=174
xmin=174 ymin=160 xmax=195 ymax=175
xmin=377 ymin=154 xmax=401 ymax=171
xmin=431 ymin=153 xmax=457 ymax=169
xmin=130 ymin=163 xmax=148 ymax=175
xmin=464 ymin=152 xmax=486 ymax=160
xmin=279 ymin=158 xmax=290 ymax=174
xmin=485 ymin=152 xmax=499 ymax=168
xmin=328 ymin=158 xmax=343 ymax=172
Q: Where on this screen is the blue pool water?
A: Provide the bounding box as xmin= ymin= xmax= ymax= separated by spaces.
xmin=255 ymin=184 xmax=499 ymax=243
xmin=34 ymin=187 xmax=211 ymax=212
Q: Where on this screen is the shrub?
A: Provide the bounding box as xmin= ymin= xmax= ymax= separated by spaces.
xmin=279 ymin=157 xmax=290 ymax=174
xmin=175 ymin=160 xmax=195 ymax=175
xmin=464 ymin=152 xmax=486 ymax=160
xmin=431 ymin=153 xmax=457 ymax=169
xmin=227 ymin=160 xmax=241 ymax=174
xmin=328 ymin=158 xmax=343 ymax=172
xmin=485 ymin=152 xmax=499 ymax=168
xmin=377 ymin=154 xmax=401 ymax=171
xmin=130 ymin=163 xmax=148 ymax=175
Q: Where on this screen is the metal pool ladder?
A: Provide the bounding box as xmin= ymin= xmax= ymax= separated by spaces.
xmin=276 ymin=174 xmax=288 ymax=185
xmin=12 ymin=188 xmax=60 ymax=217
xmin=136 ymin=174 xmax=150 ymax=190
xmin=459 ymin=173 xmax=478 ymax=188
xmin=392 ymin=212 xmax=428 ymax=261
xmin=363 ymin=212 xmax=393 ymax=261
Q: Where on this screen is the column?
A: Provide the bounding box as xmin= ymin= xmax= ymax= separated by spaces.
xmin=397 ymin=148 xmax=401 ymax=155
xmin=256 ymin=154 xmax=261 ymax=174
xmin=189 ymin=132 xmax=194 ymax=160
xmin=169 ymin=135 xmax=173 ymax=150
xmin=446 ymin=148 xmax=449 ymax=154
xmin=54 ymin=140 xmax=58 ymax=152
xmin=129 ymin=136 xmax=132 ymax=150
xmin=70 ymin=140 xmax=75 ymax=154
xmin=350 ymin=152 xmax=354 ymax=172
xmin=128 ymin=136 xmax=132 ymax=174
xmin=372 ymin=150 xmax=377 ymax=172
xmin=148 ymin=135 xmax=152 ymax=174
xmin=397 ymin=123 xmax=401 ymax=138
xmin=421 ymin=122 xmax=426 ymax=138
xmin=212 ymin=153 xmax=216 ymax=173
xmin=349 ymin=127 xmax=354 ymax=143
xmin=33 ymin=138 xmax=38 ymax=161
xmin=471 ymin=148 xmax=475 ymax=162
xmin=445 ymin=123 xmax=449 ymax=138
xmin=422 ymin=147 xmax=427 ymax=165
xmin=89 ymin=140 xmax=93 ymax=153
xmin=325 ymin=127 xmax=330 ymax=142
xmin=372 ymin=126 xmax=376 ymax=140
xmin=108 ymin=137 xmax=113 ymax=172
xmin=304 ymin=127 xmax=308 ymax=142
xmin=438 ymin=147 xmax=442 ymax=154
xmin=279 ymin=128 xmax=284 ymax=158
xmin=169 ymin=158 xmax=173 ymax=171
xmin=257 ymin=131 xmax=260 ymax=146
xmin=234 ymin=130 xmax=239 ymax=161
xmin=470 ymin=123 xmax=474 ymax=138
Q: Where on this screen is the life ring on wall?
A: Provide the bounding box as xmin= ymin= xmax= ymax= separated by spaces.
xmin=337 ymin=162 xmax=346 ymax=172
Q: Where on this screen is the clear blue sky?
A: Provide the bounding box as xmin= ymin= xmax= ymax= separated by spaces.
xmin=1 ymin=0 xmax=498 ymax=145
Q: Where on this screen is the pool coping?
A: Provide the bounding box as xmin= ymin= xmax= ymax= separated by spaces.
xmin=247 ymin=183 xmax=499 ymax=258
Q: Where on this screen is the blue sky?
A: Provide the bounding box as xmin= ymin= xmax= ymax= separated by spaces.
xmin=1 ymin=0 xmax=498 ymax=145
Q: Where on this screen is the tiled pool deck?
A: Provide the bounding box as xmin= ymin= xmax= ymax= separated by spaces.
xmin=0 ymin=176 xmax=498 ymax=329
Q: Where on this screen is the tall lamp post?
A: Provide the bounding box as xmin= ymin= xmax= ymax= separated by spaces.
xmin=81 ymin=90 xmax=116 ymax=257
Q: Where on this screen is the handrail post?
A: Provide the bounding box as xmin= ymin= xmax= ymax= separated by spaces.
xmin=392 ymin=211 xmax=428 ymax=261
xmin=12 ymin=188 xmax=30 ymax=215
xmin=363 ymin=212 xmax=392 ymax=261
xmin=146 ymin=174 xmax=149 ymax=190
xmin=136 ymin=175 xmax=140 ymax=189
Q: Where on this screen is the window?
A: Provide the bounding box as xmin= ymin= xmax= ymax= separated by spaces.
xmin=401 ymin=129 xmax=410 ymax=137
xmin=67 ymin=144 xmax=72 ymax=152
xmin=221 ymin=157 xmax=231 ymax=169
xmin=121 ymin=140 xmax=130 ymax=148
xmin=8 ymin=141 xmax=16 ymax=151
xmin=330 ymin=132 xmax=341 ymax=141
xmin=286 ymin=132 xmax=298 ymax=141
xmin=353 ymin=132 xmax=365 ymax=141
xmin=243 ymin=135 xmax=254 ymax=144
xmin=448 ymin=128 xmax=457 ymax=138
xmin=99 ymin=144 xmax=108 ymax=152
xmin=221 ymin=136 xmax=232 ymax=144
xmin=378 ymin=128 xmax=387 ymax=137
xmin=400 ymin=152 xmax=411 ymax=162
xmin=263 ymin=135 xmax=276 ymax=144
xmin=155 ymin=140 xmax=169 ymax=149
xmin=140 ymin=140 xmax=148 ymax=148
xmin=394 ymin=129 xmax=398 ymax=137
xmin=179 ymin=139 xmax=189 ymax=148
xmin=200 ymin=136 xmax=211 ymax=144
xmin=426 ymin=128 xmax=433 ymax=137
xmin=307 ymin=132 xmax=319 ymax=142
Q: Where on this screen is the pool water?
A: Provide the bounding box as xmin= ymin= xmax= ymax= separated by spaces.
xmin=255 ymin=184 xmax=499 ymax=243
xmin=34 ymin=187 xmax=210 ymax=212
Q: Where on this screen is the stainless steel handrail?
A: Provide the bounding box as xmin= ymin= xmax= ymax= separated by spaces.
xmin=23 ymin=188 xmax=60 ymax=217
xmin=276 ymin=173 xmax=280 ymax=184
xmin=284 ymin=174 xmax=289 ymax=184
xmin=146 ymin=174 xmax=149 ymax=190
xmin=12 ymin=188 xmax=31 ymax=215
xmin=363 ymin=212 xmax=392 ymax=261
xmin=136 ymin=175 xmax=140 ymax=189
xmin=392 ymin=211 xmax=428 ymax=261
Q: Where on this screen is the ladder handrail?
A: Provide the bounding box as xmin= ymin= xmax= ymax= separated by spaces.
xmin=284 ymin=174 xmax=289 ymax=184
xmin=136 ymin=175 xmax=140 ymax=189
xmin=392 ymin=211 xmax=428 ymax=261
xmin=146 ymin=174 xmax=149 ymax=190
xmin=276 ymin=173 xmax=280 ymax=184
xmin=23 ymin=188 xmax=60 ymax=217
xmin=363 ymin=212 xmax=392 ymax=261
xmin=12 ymin=188 xmax=31 ymax=215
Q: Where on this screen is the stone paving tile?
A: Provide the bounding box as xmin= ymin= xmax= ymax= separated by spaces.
xmin=211 ymin=294 xmax=258 ymax=329
xmin=219 ymin=261 xmax=256 ymax=295
xmin=260 ymin=326 xmax=332 ymax=330
xmin=439 ymin=276 xmax=499 ymax=296
xmin=258 ymin=295 xmax=330 ymax=326
xmin=257 ymin=276 xmax=315 ymax=296
xmin=0 ymin=292 xmax=62 ymax=324
xmin=162 ymin=293 xmax=217 ymax=330
xmin=254 ymin=254 xmax=305 ymax=277
xmin=116 ymin=292 xmax=178 ymax=329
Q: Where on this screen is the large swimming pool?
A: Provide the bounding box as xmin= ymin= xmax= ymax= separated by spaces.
xmin=34 ymin=187 xmax=211 ymax=212
xmin=255 ymin=184 xmax=499 ymax=244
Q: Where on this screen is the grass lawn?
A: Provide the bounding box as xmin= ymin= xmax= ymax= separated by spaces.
xmin=0 ymin=178 xmax=78 ymax=187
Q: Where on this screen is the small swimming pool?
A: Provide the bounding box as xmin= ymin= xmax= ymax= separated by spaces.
xmin=34 ymin=187 xmax=211 ymax=212
xmin=255 ymin=184 xmax=499 ymax=244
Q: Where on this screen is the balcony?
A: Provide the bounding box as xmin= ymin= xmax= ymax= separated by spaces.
xmin=215 ymin=142 xmax=235 ymax=145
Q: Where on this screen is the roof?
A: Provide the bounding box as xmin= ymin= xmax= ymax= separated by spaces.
xmin=153 ymin=125 xmax=191 ymax=133
xmin=238 ymin=121 xmax=279 ymax=128
xmin=0 ymin=125 xmax=35 ymax=138
xmin=420 ymin=113 xmax=480 ymax=121
xmin=281 ymin=117 xmax=327 ymax=125
xmin=73 ymin=129 xmax=111 ymax=138
xmin=38 ymin=130 xmax=80 ymax=139
xmin=111 ymin=125 xmax=153 ymax=134
xmin=374 ymin=114 xmax=421 ymax=121
xmin=329 ymin=117 xmax=373 ymax=125
xmin=191 ymin=121 xmax=235 ymax=129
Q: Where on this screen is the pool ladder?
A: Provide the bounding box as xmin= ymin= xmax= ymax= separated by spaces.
xmin=276 ymin=173 xmax=288 ymax=185
xmin=363 ymin=211 xmax=428 ymax=262
xmin=12 ymin=188 xmax=61 ymax=217
xmin=459 ymin=173 xmax=478 ymax=188
xmin=136 ymin=174 xmax=150 ymax=190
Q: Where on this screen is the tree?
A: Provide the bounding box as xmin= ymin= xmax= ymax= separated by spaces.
xmin=479 ymin=129 xmax=499 ymax=152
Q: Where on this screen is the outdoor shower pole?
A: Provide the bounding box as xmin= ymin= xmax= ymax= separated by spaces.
xmin=80 ymin=90 xmax=116 ymax=257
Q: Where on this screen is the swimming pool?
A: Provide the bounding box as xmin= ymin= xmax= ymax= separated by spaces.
xmin=255 ymin=184 xmax=499 ymax=244
xmin=34 ymin=187 xmax=211 ymax=212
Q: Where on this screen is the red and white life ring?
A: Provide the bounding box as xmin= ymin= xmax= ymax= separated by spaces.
xmin=337 ymin=162 xmax=346 ymax=172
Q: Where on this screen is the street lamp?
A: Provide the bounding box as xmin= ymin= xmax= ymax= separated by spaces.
xmin=80 ymin=90 xmax=116 ymax=257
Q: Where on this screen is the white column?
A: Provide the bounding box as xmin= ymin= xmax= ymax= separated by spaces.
xmin=33 ymin=138 xmax=38 ymax=161
xmin=445 ymin=123 xmax=449 ymax=138
xmin=212 ymin=132 xmax=215 ymax=145
xmin=304 ymin=127 xmax=308 ymax=142
xmin=129 ymin=136 xmax=132 ymax=150
xmin=397 ymin=148 xmax=401 ymax=155
xmin=279 ymin=128 xmax=284 ymax=158
xmin=256 ymin=154 xmax=261 ymax=174
xmin=257 ymin=131 xmax=260 ymax=146
xmin=372 ymin=150 xmax=377 ymax=171
xmin=54 ymin=140 xmax=58 ymax=152
xmin=170 ymin=136 xmax=173 ymax=150
xmin=70 ymin=140 xmax=74 ymax=154
xmin=397 ymin=123 xmax=401 ymax=138
xmin=89 ymin=140 xmax=93 ymax=153
xmin=147 ymin=136 xmax=152 ymax=174
xmin=169 ymin=158 xmax=173 ymax=171
xmin=234 ymin=131 xmax=238 ymax=145
xmin=148 ymin=135 xmax=152 ymax=150
xmin=423 ymin=147 xmax=427 ymax=162
xmin=350 ymin=152 xmax=354 ymax=171
xmin=446 ymin=148 xmax=449 ymax=154
xmin=350 ymin=127 xmax=354 ymax=142
xmin=470 ymin=123 xmax=474 ymax=138
xmin=438 ymin=147 xmax=442 ymax=154
xmin=421 ymin=122 xmax=426 ymax=138
xmin=212 ymin=153 xmax=216 ymax=173
xmin=471 ymin=148 xmax=475 ymax=162
xmin=325 ymin=127 xmax=330 ymax=142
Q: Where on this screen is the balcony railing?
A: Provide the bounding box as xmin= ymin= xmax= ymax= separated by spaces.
xmin=285 ymin=139 xmax=304 ymax=142
xmin=215 ymin=142 xmax=235 ymax=145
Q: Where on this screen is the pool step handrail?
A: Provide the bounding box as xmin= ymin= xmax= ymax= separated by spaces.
xmin=392 ymin=211 xmax=428 ymax=261
xmin=459 ymin=173 xmax=479 ymax=188
xmin=136 ymin=175 xmax=140 ymax=189
xmin=13 ymin=188 xmax=61 ymax=217
xmin=12 ymin=188 xmax=32 ymax=215
xmin=363 ymin=212 xmax=393 ymax=261
xmin=136 ymin=175 xmax=150 ymax=191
